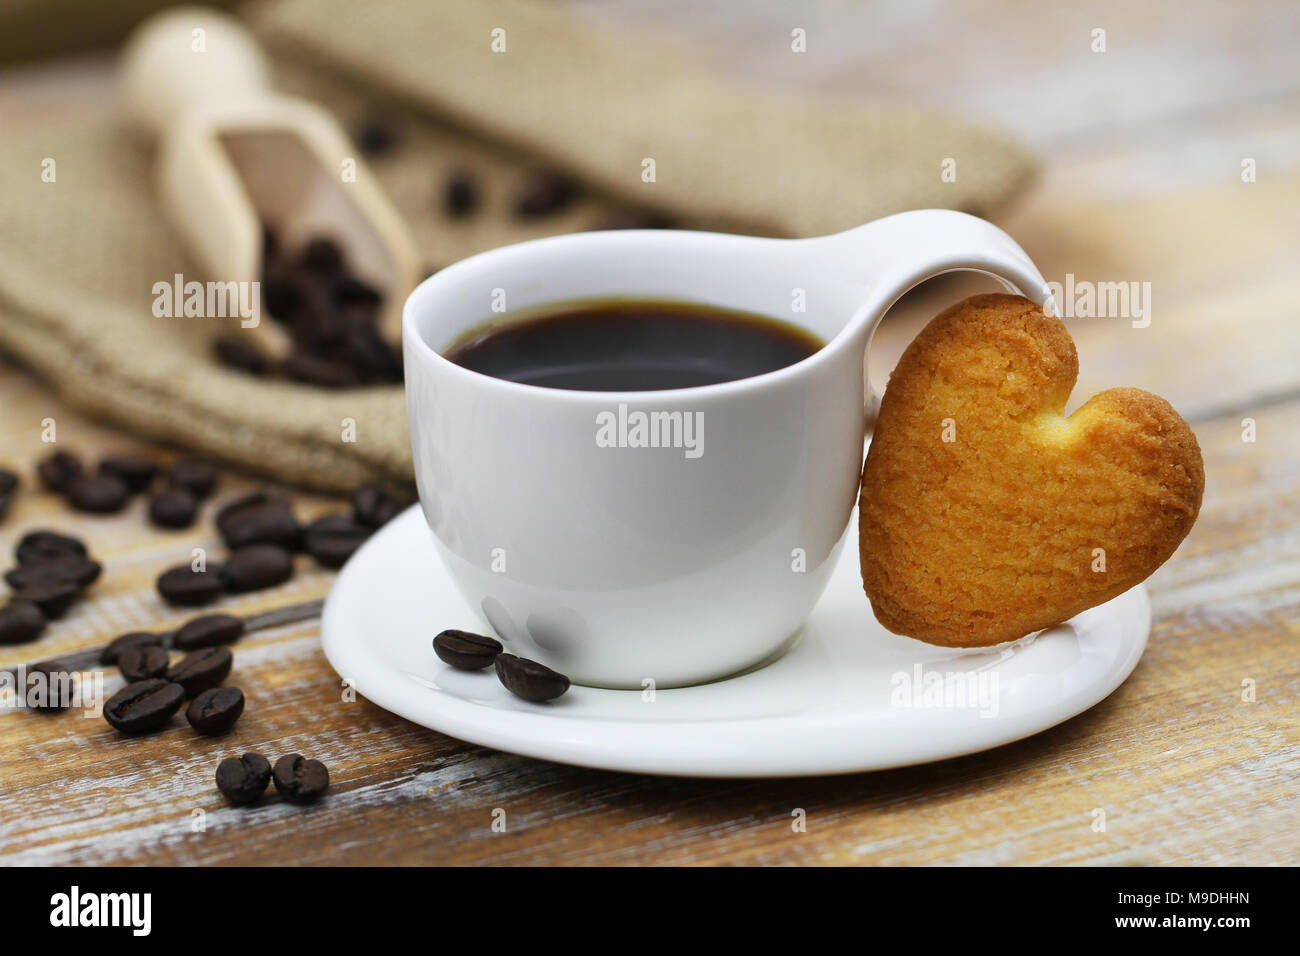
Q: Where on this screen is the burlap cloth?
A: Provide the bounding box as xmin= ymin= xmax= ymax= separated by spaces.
xmin=0 ymin=0 xmax=1036 ymax=493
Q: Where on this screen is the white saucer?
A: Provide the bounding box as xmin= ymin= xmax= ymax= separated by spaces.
xmin=321 ymin=506 xmax=1149 ymax=777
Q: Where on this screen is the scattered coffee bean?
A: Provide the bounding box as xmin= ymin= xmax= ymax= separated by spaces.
xmin=515 ymin=172 xmax=577 ymax=218
xmin=300 ymin=237 xmax=344 ymax=276
xmin=214 ymin=335 xmax=268 ymax=376
xmin=433 ymin=629 xmax=503 ymax=670
xmin=186 ymin=686 xmax=245 ymax=735
xmin=99 ymin=455 xmax=158 ymax=493
xmin=217 ymin=494 xmax=302 ymax=550
xmin=148 ymin=487 xmax=199 ymax=529
xmin=355 ymin=119 xmax=397 ymax=156
xmin=101 ymin=630 xmax=163 ymax=665
xmin=118 ymin=644 xmax=171 ymax=682
xmin=170 ymin=459 xmax=218 ymax=499
xmin=353 ymin=484 xmax=402 ymax=528
xmin=216 ymin=752 xmax=272 ymax=805
xmin=494 ymin=653 xmax=571 ymax=702
xmin=303 ymin=514 xmax=370 ymax=569
xmin=156 ymin=563 xmax=226 ymax=607
xmin=272 ymin=754 xmax=330 ymax=803
xmin=166 ymin=646 xmax=233 ymax=697
xmin=174 ymin=613 xmax=245 ymax=651
xmin=222 ymin=544 xmax=294 ymax=593
xmin=15 ymin=530 xmax=86 ymax=566
xmin=104 ymin=679 xmax=185 ymax=734
xmin=0 ymin=601 xmax=47 ymax=645
xmin=36 ymin=450 xmax=82 ymax=492
xmin=444 ymin=171 xmax=478 ymax=216
xmin=65 ymin=473 xmax=130 ymax=514
xmin=11 ymin=581 xmax=80 ymax=620
xmin=284 ymin=352 xmax=359 ymax=389
xmin=5 ymin=555 xmax=101 ymax=591
xmin=26 ymin=660 xmax=74 ymax=711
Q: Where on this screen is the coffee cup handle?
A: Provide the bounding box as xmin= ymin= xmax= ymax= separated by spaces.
xmin=816 ymin=209 xmax=1057 ymax=424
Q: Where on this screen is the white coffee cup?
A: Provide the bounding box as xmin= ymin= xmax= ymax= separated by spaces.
xmin=403 ymin=210 xmax=1052 ymax=688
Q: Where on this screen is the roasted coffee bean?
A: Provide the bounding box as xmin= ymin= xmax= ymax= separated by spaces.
xmin=284 ymin=352 xmax=358 ymax=388
xmin=340 ymin=321 xmax=402 ymax=383
xmin=104 ymin=679 xmax=185 ymax=734
xmin=222 ymin=544 xmax=294 ymax=593
xmin=101 ymin=630 xmax=163 ymax=665
xmin=173 ymin=613 xmax=245 ymax=650
xmin=433 ymin=629 xmax=503 ymax=670
xmin=444 ymin=172 xmax=478 ymax=216
xmin=303 ymin=514 xmax=370 ymax=569
xmin=355 ymin=118 xmax=397 ymax=156
xmin=15 ymin=530 xmax=86 ymax=566
xmin=272 ymin=754 xmax=330 ymax=803
xmin=217 ymin=495 xmax=301 ymax=550
xmin=148 ymin=488 xmax=199 ymax=529
xmin=330 ymin=275 xmax=382 ymax=308
xmin=186 ymin=686 xmax=245 ymax=735
xmin=214 ymin=335 xmax=268 ymax=376
xmin=118 ymin=644 xmax=171 ymax=681
xmin=5 ymin=555 xmax=101 ymax=591
xmin=515 ymin=172 xmax=577 ymax=217
xmin=11 ymin=581 xmax=80 ymax=620
xmin=494 ymin=653 xmax=571 ymax=702
xmin=215 ymin=752 xmax=272 ymax=805
xmin=166 ymin=647 xmax=233 ymax=697
xmin=300 ymin=237 xmax=344 ymax=276
xmin=26 ymin=660 xmax=74 ymax=711
xmin=65 ymin=474 xmax=130 ymax=514
xmin=263 ymin=273 xmax=307 ymax=322
xmin=353 ymin=484 xmax=402 ymax=528
xmin=169 ymin=459 xmax=218 ymax=499
xmin=36 ymin=450 xmax=82 ymax=492
xmin=98 ymin=454 xmax=158 ymax=493
xmin=0 ymin=601 xmax=47 ymax=645
xmin=156 ymin=563 xmax=226 ymax=607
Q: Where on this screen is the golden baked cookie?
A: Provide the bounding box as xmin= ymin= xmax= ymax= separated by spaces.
xmin=859 ymin=293 xmax=1203 ymax=647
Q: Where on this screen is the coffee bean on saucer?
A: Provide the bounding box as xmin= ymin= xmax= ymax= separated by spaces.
xmin=174 ymin=613 xmax=245 ymax=651
xmin=353 ymin=484 xmax=402 ymax=528
xmin=26 ymin=660 xmax=74 ymax=711
xmin=186 ymin=686 xmax=245 ymax=735
xmin=214 ymin=336 xmax=268 ymax=376
xmin=272 ymin=754 xmax=330 ymax=803
xmin=169 ymin=459 xmax=218 ymax=499
xmin=443 ymin=171 xmax=478 ymax=216
xmin=5 ymin=555 xmax=101 ymax=591
xmin=300 ymin=237 xmax=344 ymax=276
xmin=11 ymin=581 xmax=80 ymax=620
xmin=216 ymin=752 xmax=272 ymax=805
xmin=222 ymin=544 xmax=293 ymax=593
xmin=118 ymin=645 xmax=171 ymax=682
xmin=148 ymin=488 xmax=199 ymax=529
xmin=0 ymin=601 xmax=47 ymax=645
xmin=166 ymin=647 xmax=232 ymax=697
xmin=218 ymin=495 xmax=302 ymax=550
xmin=65 ymin=474 xmax=130 ymax=514
xmin=515 ymin=172 xmax=578 ymax=218
xmin=156 ymin=563 xmax=226 ymax=607
xmin=104 ymin=679 xmax=185 ymax=734
xmin=303 ymin=514 xmax=370 ymax=569
xmin=98 ymin=455 xmax=158 ymax=493
xmin=494 ymin=653 xmax=570 ymax=702
xmin=36 ymin=450 xmax=82 ymax=492
xmin=433 ymin=630 xmax=503 ymax=670
xmin=15 ymin=530 xmax=86 ymax=566
xmin=100 ymin=630 xmax=163 ymax=665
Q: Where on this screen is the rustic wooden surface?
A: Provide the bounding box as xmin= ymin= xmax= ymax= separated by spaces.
xmin=1 ymin=0 xmax=1297 ymax=865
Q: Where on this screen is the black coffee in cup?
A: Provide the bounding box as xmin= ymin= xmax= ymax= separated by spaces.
xmin=443 ymin=300 xmax=824 ymax=391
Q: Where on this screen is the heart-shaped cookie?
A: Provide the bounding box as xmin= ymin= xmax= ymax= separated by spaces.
xmin=859 ymin=293 xmax=1203 ymax=647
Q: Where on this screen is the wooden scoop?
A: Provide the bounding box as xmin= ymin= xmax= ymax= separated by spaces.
xmin=120 ymin=6 xmax=420 ymax=356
